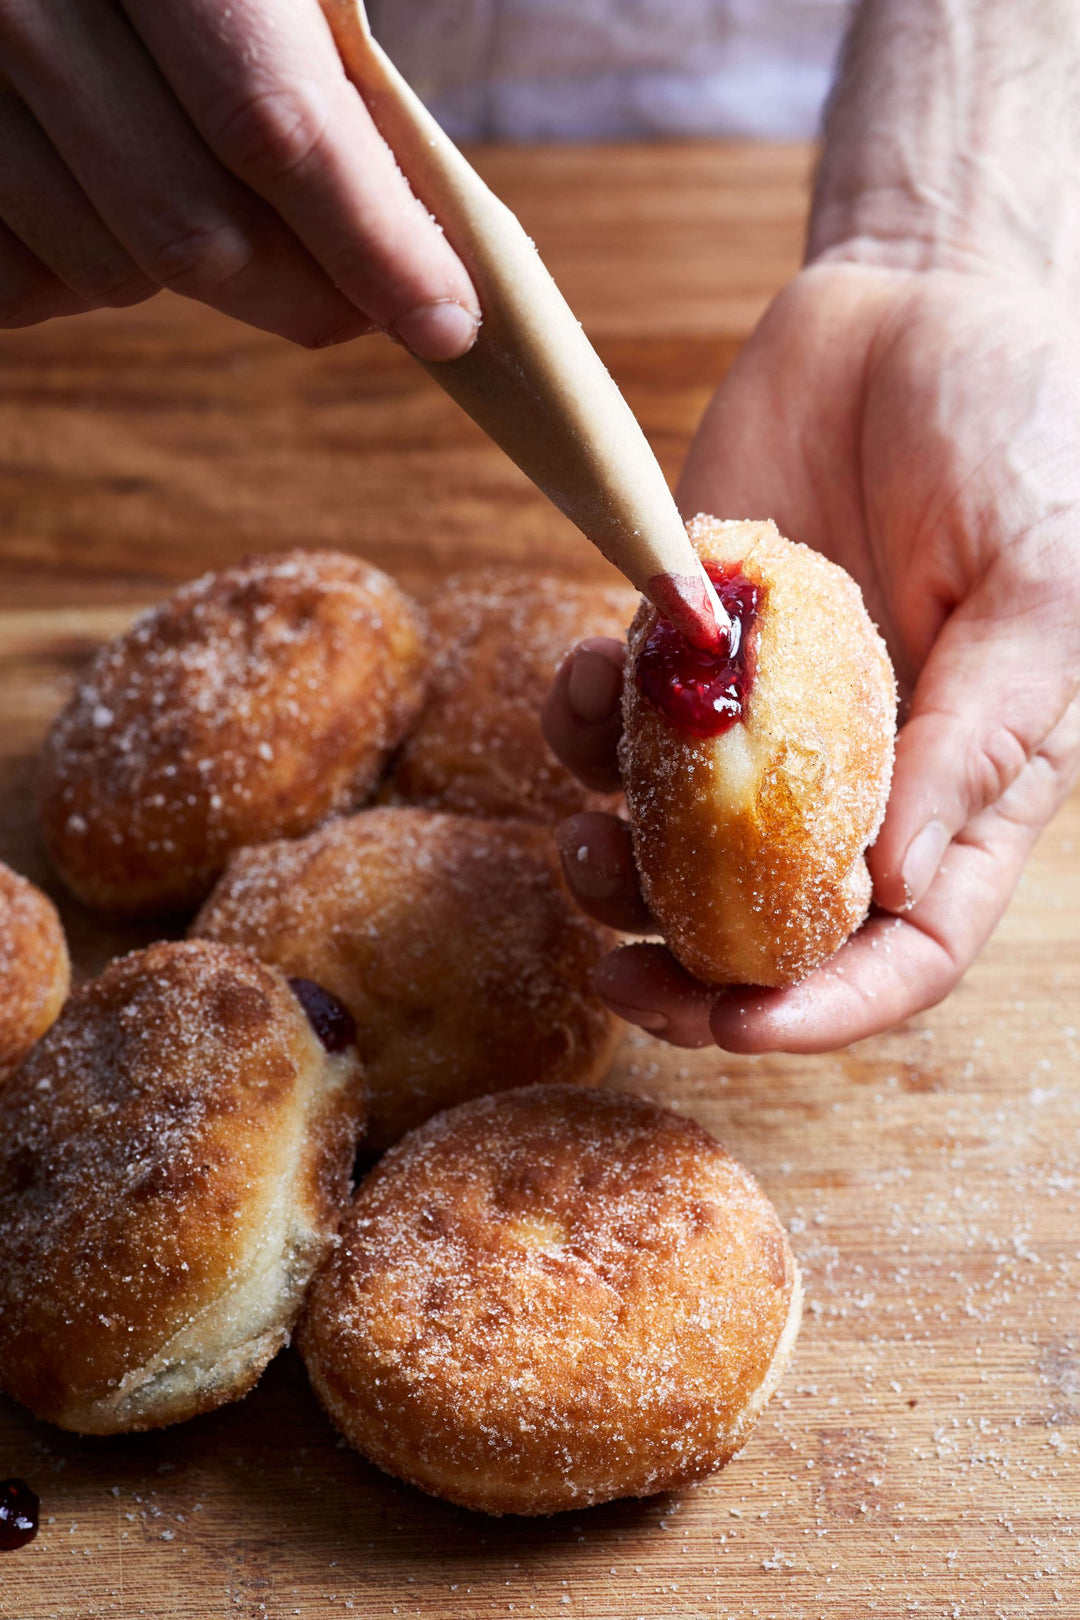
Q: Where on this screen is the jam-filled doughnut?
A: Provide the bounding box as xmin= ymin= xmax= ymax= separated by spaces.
xmin=192 ymin=807 xmax=620 ymax=1153
xmin=0 ymin=862 xmax=69 ymax=1076
xmin=621 ymin=517 xmax=896 ymax=987
xmin=0 ymin=940 xmax=365 ymax=1434
xmin=389 ymin=572 xmax=637 ymax=822
xmin=299 ymin=1083 xmax=801 ymax=1516
xmin=38 ymin=550 xmax=428 ymax=917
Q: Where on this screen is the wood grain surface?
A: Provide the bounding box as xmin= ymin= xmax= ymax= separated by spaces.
xmin=1 ymin=142 xmax=1078 ymax=1620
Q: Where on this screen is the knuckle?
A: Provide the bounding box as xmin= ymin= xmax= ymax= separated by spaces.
xmin=969 ymin=723 xmax=1030 ymax=810
xmin=139 ymin=216 xmax=253 ymax=296
xmin=210 ymin=83 xmax=329 ymax=186
xmin=66 ymin=257 xmax=153 ymax=307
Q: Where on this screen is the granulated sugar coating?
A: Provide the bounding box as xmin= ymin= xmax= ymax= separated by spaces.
xmin=0 ymin=940 xmax=365 ymax=1435
xmin=621 ymin=518 xmax=896 ymax=987
xmin=299 ymin=1083 xmax=802 ymax=1517
xmin=192 ymin=807 xmax=621 ymax=1152
xmin=389 ymin=571 xmax=638 ymax=822
xmin=38 ymin=551 xmax=428 ymax=917
xmin=0 ymin=860 xmax=69 ymax=1075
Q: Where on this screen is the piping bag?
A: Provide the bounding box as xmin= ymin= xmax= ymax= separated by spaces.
xmin=317 ymin=0 xmax=730 ymax=653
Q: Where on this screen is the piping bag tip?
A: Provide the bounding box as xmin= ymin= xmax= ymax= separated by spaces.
xmin=646 ymin=565 xmax=732 ymax=652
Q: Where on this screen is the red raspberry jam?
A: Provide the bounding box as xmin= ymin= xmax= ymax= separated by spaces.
xmin=636 ymin=562 xmax=762 ymax=736
xmin=0 ymin=1479 xmax=39 ymax=1551
xmin=288 ymin=978 xmax=357 ymax=1054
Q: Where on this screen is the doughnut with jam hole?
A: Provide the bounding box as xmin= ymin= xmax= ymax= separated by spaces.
xmin=0 ymin=862 xmax=69 ymax=1076
xmin=389 ymin=572 xmax=637 ymax=822
xmin=299 ymin=1083 xmax=801 ymax=1516
xmin=0 ymin=940 xmax=365 ymax=1434
xmin=621 ymin=517 xmax=896 ymax=987
xmin=192 ymin=807 xmax=621 ymax=1153
xmin=38 ymin=550 xmax=428 ymax=917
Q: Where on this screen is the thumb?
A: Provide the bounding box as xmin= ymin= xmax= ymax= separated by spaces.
xmin=869 ymin=566 xmax=1080 ymax=913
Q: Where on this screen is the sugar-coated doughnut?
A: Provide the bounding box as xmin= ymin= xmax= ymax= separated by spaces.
xmin=621 ymin=518 xmax=896 ymax=987
xmin=0 ymin=940 xmax=365 ymax=1434
xmin=192 ymin=807 xmax=620 ymax=1153
xmin=299 ymin=1083 xmax=801 ymax=1516
xmin=389 ymin=572 xmax=637 ymax=821
xmin=38 ymin=550 xmax=428 ymax=917
xmin=0 ymin=862 xmax=69 ymax=1075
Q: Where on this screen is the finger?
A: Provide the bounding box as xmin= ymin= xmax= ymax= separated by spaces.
xmin=119 ymin=0 xmax=480 ymax=359
xmin=0 ymin=90 xmax=153 ymax=308
xmin=708 ymin=715 xmax=1079 ymax=1053
xmin=0 ymin=218 xmax=89 ymax=326
xmin=868 ymin=556 xmax=1080 ymax=913
xmin=4 ymin=0 xmax=371 ymax=348
xmin=541 ymin=639 xmax=625 ymax=794
xmin=554 ymin=812 xmax=654 ymax=935
xmin=594 ymin=943 xmax=717 ymax=1048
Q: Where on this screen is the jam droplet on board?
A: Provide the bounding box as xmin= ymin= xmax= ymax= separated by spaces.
xmin=636 ymin=561 xmax=762 ymax=737
xmin=0 ymin=1478 xmax=39 ymax=1551
xmin=287 ymin=978 xmax=357 ymax=1054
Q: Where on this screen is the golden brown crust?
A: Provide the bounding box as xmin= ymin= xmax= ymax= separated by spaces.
xmin=0 ymin=939 xmax=365 ymax=1434
xmin=0 ymin=862 xmax=70 ymax=1075
xmin=38 ymin=550 xmax=428 ymax=917
xmin=389 ymin=572 xmax=638 ymax=822
xmin=299 ymin=1084 xmax=801 ymax=1516
xmin=621 ymin=518 xmax=897 ymax=986
xmin=192 ymin=807 xmax=620 ymax=1153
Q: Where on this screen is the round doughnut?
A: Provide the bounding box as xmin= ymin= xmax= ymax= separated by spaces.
xmin=192 ymin=807 xmax=620 ymax=1153
xmin=389 ymin=572 xmax=638 ymax=821
xmin=621 ymin=517 xmax=896 ymax=987
xmin=0 ymin=862 xmax=69 ymax=1076
xmin=299 ymin=1083 xmax=801 ymax=1516
xmin=0 ymin=940 xmax=365 ymax=1434
xmin=38 ymin=550 xmax=428 ymax=917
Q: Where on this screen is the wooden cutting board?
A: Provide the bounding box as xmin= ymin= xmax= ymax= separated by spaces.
xmin=1 ymin=143 xmax=1078 ymax=1620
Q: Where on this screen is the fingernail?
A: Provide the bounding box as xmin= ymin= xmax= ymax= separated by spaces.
xmin=900 ymin=819 xmax=950 ymax=910
xmin=555 ymin=828 xmax=622 ymax=900
xmin=567 ymin=646 xmax=622 ymax=725
xmin=391 ymin=299 xmax=479 ymax=361
xmin=602 ymin=999 xmax=670 ymax=1033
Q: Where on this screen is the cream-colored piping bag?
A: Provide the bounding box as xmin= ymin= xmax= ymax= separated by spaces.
xmin=318 ymin=0 xmax=729 ymax=649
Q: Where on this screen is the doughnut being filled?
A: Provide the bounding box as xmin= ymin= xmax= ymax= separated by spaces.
xmin=0 ymin=862 xmax=69 ymax=1076
xmin=192 ymin=807 xmax=620 ymax=1152
xmin=38 ymin=550 xmax=428 ymax=917
xmin=0 ymin=940 xmax=365 ymax=1434
xmin=621 ymin=517 xmax=896 ymax=987
xmin=299 ymin=1083 xmax=801 ymax=1516
xmin=389 ymin=572 xmax=637 ymax=822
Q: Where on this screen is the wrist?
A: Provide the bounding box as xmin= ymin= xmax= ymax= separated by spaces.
xmin=807 ymin=0 xmax=1080 ymax=295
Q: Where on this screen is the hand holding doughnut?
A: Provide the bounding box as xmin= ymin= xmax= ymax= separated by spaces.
xmin=543 ymin=265 xmax=1080 ymax=1053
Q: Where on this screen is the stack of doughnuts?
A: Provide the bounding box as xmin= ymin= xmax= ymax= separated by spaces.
xmin=0 ymin=540 xmax=809 ymax=1513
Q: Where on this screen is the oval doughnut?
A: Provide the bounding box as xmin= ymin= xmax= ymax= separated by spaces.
xmin=389 ymin=572 xmax=637 ymax=821
xmin=621 ymin=517 xmax=896 ymax=986
xmin=192 ymin=807 xmax=620 ymax=1153
xmin=0 ymin=862 xmax=69 ymax=1076
xmin=299 ymin=1083 xmax=801 ymax=1516
xmin=38 ymin=550 xmax=428 ymax=917
xmin=0 ymin=940 xmax=365 ymax=1434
